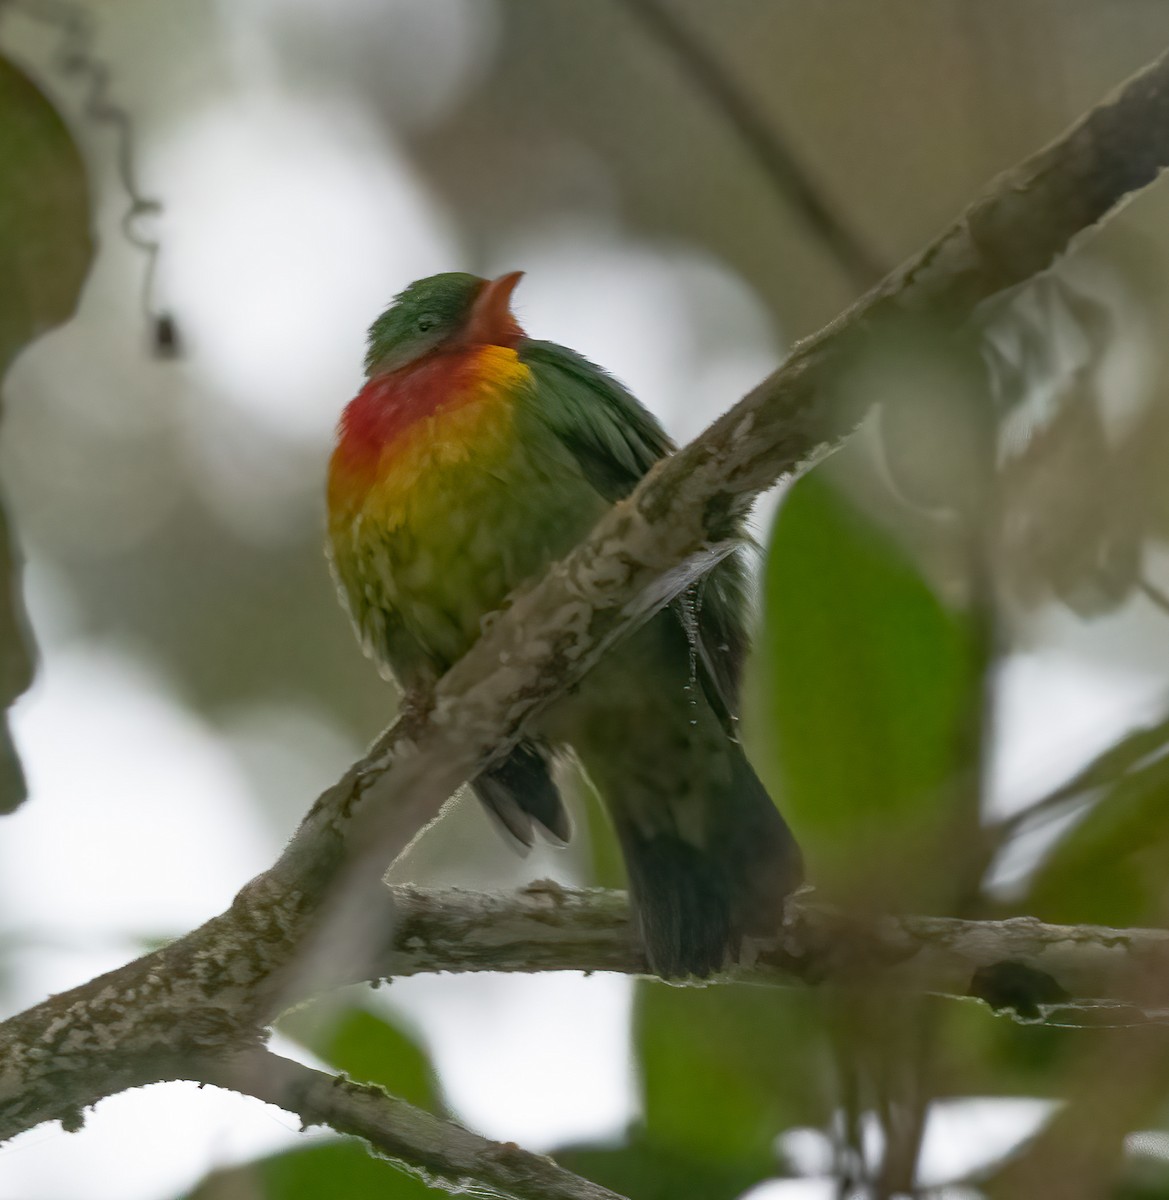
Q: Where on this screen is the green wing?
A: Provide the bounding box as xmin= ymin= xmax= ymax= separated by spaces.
xmin=520 ymin=339 xmax=752 ymax=724
xmin=520 ymin=339 xmax=673 ymax=501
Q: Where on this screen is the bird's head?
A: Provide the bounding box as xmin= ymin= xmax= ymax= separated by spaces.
xmin=364 ymin=270 xmax=525 ymax=377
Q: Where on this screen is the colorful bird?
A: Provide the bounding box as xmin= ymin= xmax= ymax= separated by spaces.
xmin=327 ymin=271 xmax=802 ymax=977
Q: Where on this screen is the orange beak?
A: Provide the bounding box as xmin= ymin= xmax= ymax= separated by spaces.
xmin=464 ymin=270 xmax=525 ymax=347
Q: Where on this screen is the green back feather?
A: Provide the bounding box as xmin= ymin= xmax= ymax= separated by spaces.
xmin=520 ymin=339 xmax=753 ymax=725
xmin=521 ymin=340 xmax=674 ymax=501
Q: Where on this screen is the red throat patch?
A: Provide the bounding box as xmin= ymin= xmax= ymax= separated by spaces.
xmin=334 ymin=350 xmax=482 ymax=474
xmin=327 ymin=341 xmax=531 ymax=520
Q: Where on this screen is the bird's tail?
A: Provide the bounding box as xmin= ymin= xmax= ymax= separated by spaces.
xmin=613 ymin=747 xmax=802 ymax=979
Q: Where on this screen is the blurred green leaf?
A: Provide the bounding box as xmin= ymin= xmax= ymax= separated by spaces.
xmin=590 ymin=472 xmax=979 ymax=1198
xmin=576 ymin=766 xmax=626 ymax=890
xmin=0 ymin=54 xmax=93 ymax=814
xmin=933 ymin=993 xmax=1074 ymax=1099
xmin=279 ymin=999 xmax=443 ymax=1114
xmin=1024 ymin=752 xmax=1169 ymax=927
xmin=183 ymin=1138 xmax=434 ymax=1200
xmin=0 ymin=56 xmax=92 ymax=369
xmin=758 ymin=471 xmax=981 ymax=905
xmin=1117 ymin=1145 xmax=1169 ymax=1199
xmin=557 ymin=1131 xmax=779 ymax=1200
xmin=631 ymin=982 xmax=830 ymax=1196
xmin=1017 ymin=715 xmax=1169 ymax=815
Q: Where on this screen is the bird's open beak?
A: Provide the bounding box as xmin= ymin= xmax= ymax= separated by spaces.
xmin=464 ymin=270 xmax=525 ymax=347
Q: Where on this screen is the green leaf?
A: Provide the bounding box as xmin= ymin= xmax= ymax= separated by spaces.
xmin=934 ymin=993 xmax=1076 ymax=1099
xmin=558 ymin=1131 xmax=779 ymax=1200
xmin=757 ymin=471 xmax=981 ymax=906
xmin=279 ymin=999 xmax=443 ymax=1114
xmin=183 ymin=1139 xmax=435 ymax=1200
xmin=1017 ymin=715 xmax=1169 ymax=812
xmin=634 ymin=982 xmax=830 ymax=1187
xmin=1024 ymin=750 xmax=1169 ymax=927
xmin=1117 ymin=1145 xmax=1169 ymax=1199
xmin=0 ymin=56 xmax=92 ymax=369
xmin=558 ymin=985 xmax=829 ymax=1200
xmin=0 ymin=55 xmax=93 ymax=813
xmin=574 ymin=764 xmax=626 ymax=889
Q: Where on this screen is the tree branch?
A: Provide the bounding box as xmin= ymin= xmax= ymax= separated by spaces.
xmin=358 ymin=884 xmax=1169 ymax=1025
xmin=4 ymin=37 xmax=1169 ymax=1180
xmin=195 ymin=1049 xmax=629 ymax=1200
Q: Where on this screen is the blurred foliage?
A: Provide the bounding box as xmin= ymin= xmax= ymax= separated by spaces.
xmin=633 ymin=985 xmax=828 ymax=1167
xmin=1020 ymin=716 xmax=1169 ymax=817
xmin=758 ymin=471 xmax=982 ymax=911
xmin=185 ymin=1139 xmax=435 ymax=1200
xmin=985 ymin=258 xmax=1169 ymax=618
xmin=0 ymin=53 xmax=92 ymax=813
xmin=917 ymin=995 xmax=1069 ymax=1099
xmin=866 ymin=318 xmax=994 ymax=522
xmin=557 ymin=1134 xmax=772 ymax=1200
xmin=1007 ymin=714 xmax=1169 ymax=925
xmin=417 ymin=1 xmax=1169 ymax=338
xmin=279 ymin=998 xmax=444 ymax=1115
xmin=0 ymin=56 xmax=91 ymax=372
xmin=1118 ymin=1149 xmax=1169 ymax=1199
xmin=576 ymin=767 xmax=627 ymax=890
xmin=1025 ymin=749 xmax=1169 ymax=927
xmin=610 ymin=985 xmax=828 ymax=1198
xmin=544 ymin=939 xmax=833 ymax=1198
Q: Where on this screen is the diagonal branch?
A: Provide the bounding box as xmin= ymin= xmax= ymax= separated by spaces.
xmin=4 ymin=36 xmax=1169 ymax=1171
xmin=195 ymin=1049 xmax=629 ymax=1200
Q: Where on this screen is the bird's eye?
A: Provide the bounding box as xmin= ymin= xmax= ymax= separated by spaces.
xmin=416 ymin=315 xmax=437 ymax=334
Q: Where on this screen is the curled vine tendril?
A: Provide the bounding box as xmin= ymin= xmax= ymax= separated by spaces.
xmin=0 ymin=0 xmax=180 ymax=356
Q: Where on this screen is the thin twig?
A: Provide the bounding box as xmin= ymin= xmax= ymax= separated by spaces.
xmin=196 ymin=1049 xmax=629 ymax=1200
xmin=622 ymin=0 xmax=888 ymax=290
xmin=1140 ymin=573 xmax=1169 ymax=615
xmin=0 ymin=0 xmax=178 ymax=350
xmin=992 ymin=713 xmax=1169 ymax=840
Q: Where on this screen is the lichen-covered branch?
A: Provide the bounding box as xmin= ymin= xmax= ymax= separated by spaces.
xmin=366 ymin=884 xmax=1169 ymax=1024
xmin=196 ymin=1050 xmax=629 ymax=1200
xmin=4 ymin=37 xmax=1169 ymax=1186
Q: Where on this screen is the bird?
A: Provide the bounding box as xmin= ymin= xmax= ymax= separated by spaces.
xmin=326 ymin=270 xmax=802 ymax=977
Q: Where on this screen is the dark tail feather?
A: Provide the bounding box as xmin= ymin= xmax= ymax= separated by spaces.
xmin=616 ymin=750 xmax=802 ymax=978
xmin=473 ymin=740 xmax=571 ymax=849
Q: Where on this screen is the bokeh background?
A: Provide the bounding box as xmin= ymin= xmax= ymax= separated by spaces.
xmin=6 ymin=2 xmax=1169 ymax=1197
